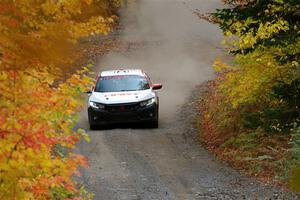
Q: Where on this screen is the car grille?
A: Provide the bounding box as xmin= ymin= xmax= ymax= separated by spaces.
xmin=104 ymin=102 xmax=140 ymax=112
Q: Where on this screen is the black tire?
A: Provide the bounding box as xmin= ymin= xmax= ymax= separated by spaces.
xmin=150 ymin=103 xmax=159 ymax=128
xmin=149 ymin=112 xmax=159 ymax=128
xmin=89 ymin=124 xmax=97 ymax=130
xmin=151 ymin=119 xmax=159 ymax=128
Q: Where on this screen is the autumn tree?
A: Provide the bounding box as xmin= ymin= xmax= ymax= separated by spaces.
xmin=198 ymin=0 xmax=300 ymax=186
xmin=0 ymin=0 xmax=121 ymax=199
xmin=213 ymin=0 xmax=299 ymax=117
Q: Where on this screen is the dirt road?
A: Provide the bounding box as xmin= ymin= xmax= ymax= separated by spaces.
xmin=77 ymin=0 xmax=297 ymax=199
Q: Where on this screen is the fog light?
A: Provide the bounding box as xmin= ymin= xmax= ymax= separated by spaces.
xmin=149 ymin=113 xmax=153 ymax=117
xmin=93 ymin=116 xmax=98 ymax=120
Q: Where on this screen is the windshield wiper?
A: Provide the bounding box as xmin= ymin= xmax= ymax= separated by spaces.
xmin=120 ymin=89 xmax=137 ymax=91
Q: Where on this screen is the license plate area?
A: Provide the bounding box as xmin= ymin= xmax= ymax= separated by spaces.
xmin=105 ymin=102 xmax=140 ymax=112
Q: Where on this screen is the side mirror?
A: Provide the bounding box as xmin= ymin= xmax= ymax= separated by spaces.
xmin=152 ymin=83 xmax=162 ymax=90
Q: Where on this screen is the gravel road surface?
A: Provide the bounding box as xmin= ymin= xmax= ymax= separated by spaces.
xmin=77 ymin=0 xmax=298 ymax=199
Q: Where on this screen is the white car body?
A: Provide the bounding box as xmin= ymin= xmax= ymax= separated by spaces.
xmin=87 ymin=69 xmax=162 ymax=129
xmin=88 ymin=69 xmax=156 ymax=105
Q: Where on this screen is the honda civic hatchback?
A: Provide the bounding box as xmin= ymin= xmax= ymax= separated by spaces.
xmin=87 ymin=69 xmax=162 ymax=130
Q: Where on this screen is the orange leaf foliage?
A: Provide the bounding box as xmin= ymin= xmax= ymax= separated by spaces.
xmin=0 ymin=69 xmax=93 ymax=199
xmin=0 ymin=0 xmax=120 ymax=199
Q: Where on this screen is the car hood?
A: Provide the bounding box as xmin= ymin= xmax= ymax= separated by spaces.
xmin=89 ymin=89 xmax=155 ymax=104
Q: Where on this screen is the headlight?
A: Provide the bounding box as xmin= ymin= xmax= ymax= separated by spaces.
xmin=140 ymin=97 xmax=156 ymax=107
xmin=89 ymin=101 xmax=105 ymax=109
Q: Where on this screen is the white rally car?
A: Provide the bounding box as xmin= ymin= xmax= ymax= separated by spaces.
xmin=87 ymin=69 xmax=162 ymax=130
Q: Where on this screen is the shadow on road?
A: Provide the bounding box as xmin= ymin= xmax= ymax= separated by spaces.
xmin=90 ymin=122 xmax=158 ymax=130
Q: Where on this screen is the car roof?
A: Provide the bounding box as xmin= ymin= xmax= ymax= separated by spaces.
xmin=100 ymin=69 xmax=145 ymax=77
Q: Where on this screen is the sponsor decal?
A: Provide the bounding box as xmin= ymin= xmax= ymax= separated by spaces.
xmin=104 ymin=93 xmax=138 ymax=97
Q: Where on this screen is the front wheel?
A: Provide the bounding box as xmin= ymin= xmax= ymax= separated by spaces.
xmin=149 ymin=109 xmax=159 ymax=128
xmin=150 ymin=120 xmax=159 ymax=128
xmin=150 ymin=103 xmax=159 ymax=128
xmin=89 ymin=124 xmax=98 ymax=130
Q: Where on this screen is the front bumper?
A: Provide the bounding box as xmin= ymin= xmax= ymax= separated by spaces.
xmin=88 ymin=103 xmax=158 ymax=125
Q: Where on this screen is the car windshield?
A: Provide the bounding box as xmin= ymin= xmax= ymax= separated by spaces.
xmin=95 ymin=75 xmax=150 ymax=92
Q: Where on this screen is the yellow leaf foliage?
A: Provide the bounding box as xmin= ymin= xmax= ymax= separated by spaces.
xmin=0 ymin=0 xmax=121 ymax=199
xmin=0 ymin=0 xmax=117 ymax=72
xmin=216 ymin=49 xmax=295 ymax=108
xmin=0 ymin=69 xmax=93 ymax=199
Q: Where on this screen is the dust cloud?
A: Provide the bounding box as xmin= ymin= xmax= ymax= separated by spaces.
xmin=96 ymin=0 xmax=224 ymax=123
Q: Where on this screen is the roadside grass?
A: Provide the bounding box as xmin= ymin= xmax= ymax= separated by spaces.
xmin=196 ymin=81 xmax=298 ymax=189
